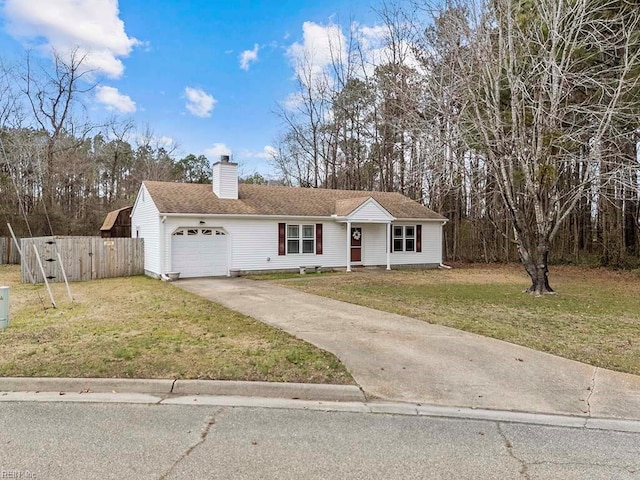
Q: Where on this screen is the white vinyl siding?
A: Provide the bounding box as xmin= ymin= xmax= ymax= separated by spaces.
xmin=130 ymin=184 xmax=161 ymax=276
xmin=361 ymin=224 xmax=386 ymax=265
xmin=156 ymin=217 xmax=443 ymax=275
xmin=161 ymin=218 xmax=344 ymax=272
xmin=212 ymin=162 xmax=238 ymax=199
xmin=364 ymin=222 xmax=443 ymax=266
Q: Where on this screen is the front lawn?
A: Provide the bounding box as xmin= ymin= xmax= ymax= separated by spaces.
xmin=0 ymin=265 xmax=352 ymax=383
xmin=276 ymin=264 xmax=640 ymax=376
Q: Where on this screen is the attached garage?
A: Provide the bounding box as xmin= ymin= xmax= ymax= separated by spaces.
xmin=171 ymin=228 xmax=228 ymax=277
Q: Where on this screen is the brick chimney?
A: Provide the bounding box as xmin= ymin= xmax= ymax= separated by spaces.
xmin=212 ymin=155 xmax=238 ymax=199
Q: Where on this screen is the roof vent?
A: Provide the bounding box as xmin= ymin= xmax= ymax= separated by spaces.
xmin=220 ymin=154 xmax=230 ymax=163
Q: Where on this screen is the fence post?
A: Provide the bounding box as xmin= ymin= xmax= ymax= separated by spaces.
xmin=0 ymin=286 xmax=8 ymax=330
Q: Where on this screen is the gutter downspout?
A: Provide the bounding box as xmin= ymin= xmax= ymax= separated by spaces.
xmin=160 ymin=215 xmax=167 ymax=277
xmin=438 ymin=220 xmax=450 ymax=270
xmin=386 ymin=222 xmax=391 ymax=271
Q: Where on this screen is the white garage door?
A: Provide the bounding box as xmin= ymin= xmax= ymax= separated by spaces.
xmin=171 ymin=228 xmax=228 ymax=277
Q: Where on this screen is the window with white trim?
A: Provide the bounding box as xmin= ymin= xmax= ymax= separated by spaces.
xmin=405 ymin=226 xmax=415 ymax=252
xmin=393 ymin=225 xmax=416 ymax=252
xmin=287 ymin=224 xmax=316 ymax=254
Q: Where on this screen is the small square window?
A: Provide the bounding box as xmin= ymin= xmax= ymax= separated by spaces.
xmin=394 ymin=226 xmax=403 ymax=237
xmin=406 ymin=239 xmax=415 ymax=252
xmin=406 ymin=226 xmax=415 ymax=238
xmin=187 ymin=229 xmax=198 ymax=236
xmin=201 ymin=229 xmax=212 ymax=235
xmin=394 ymin=239 xmax=404 ymax=251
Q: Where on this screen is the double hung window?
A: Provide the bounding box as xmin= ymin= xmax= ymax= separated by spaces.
xmin=287 ymin=224 xmax=315 ymax=254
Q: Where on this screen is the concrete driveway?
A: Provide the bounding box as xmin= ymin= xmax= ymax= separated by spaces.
xmin=176 ymin=278 xmax=640 ymax=419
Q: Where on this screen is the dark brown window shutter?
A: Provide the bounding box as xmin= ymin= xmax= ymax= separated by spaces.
xmin=389 ymin=224 xmax=393 ymax=253
xmin=416 ymin=224 xmax=422 ymax=253
xmin=278 ymin=223 xmax=286 ymax=255
xmin=316 ymin=223 xmax=323 ymax=254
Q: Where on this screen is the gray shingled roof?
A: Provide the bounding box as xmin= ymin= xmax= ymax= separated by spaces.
xmin=143 ymin=181 xmax=446 ymax=220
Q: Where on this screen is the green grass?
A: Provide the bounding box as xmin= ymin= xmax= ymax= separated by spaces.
xmin=0 ymin=265 xmax=353 ymax=383
xmin=276 ymin=264 xmax=640 ymax=376
xmin=245 ymin=270 xmax=343 ymax=281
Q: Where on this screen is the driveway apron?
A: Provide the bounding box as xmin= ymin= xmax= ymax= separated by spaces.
xmin=176 ymin=278 xmax=640 ymax=419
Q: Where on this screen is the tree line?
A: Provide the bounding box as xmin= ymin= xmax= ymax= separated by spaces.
xmin=272 ymin=0 xmax=640 ymax=291
xmin=0 ymin=51 xmax=236 ymax=237
xmin=2 ymin=0 xmax=639 ymax=292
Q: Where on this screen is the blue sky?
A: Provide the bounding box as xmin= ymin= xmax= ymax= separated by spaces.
xmin=0 ymin=0 xmax=383 ymax=177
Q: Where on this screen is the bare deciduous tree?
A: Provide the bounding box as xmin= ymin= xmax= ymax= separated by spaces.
xmin=415 ymin=0 xmax=640 ymax=294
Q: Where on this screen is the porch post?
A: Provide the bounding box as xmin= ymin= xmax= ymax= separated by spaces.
xmin=346 ymin=221 xmax=352 ymax=272
xmin=386 ymin=222 xmax=391 ymax=271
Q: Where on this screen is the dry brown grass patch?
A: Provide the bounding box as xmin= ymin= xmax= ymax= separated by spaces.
xmin=0 ymin=265 xmax=352 ymax=383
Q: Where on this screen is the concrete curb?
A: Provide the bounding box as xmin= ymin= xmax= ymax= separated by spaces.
xmin=0 ymin=377 xmax=175 ymax=394
xmin=2 ymin=390 xmax=639 ymax=433
xmin=172 ymin=379 xmax=366 ymax=402
xmin=0 ymin=377 xmax=366 ymax=402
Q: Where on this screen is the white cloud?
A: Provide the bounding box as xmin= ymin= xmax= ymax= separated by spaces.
xmin=354 ymin=22 xmax=424 ymax=77
xmin=242 ymin=145 xmax=278 ymax=159
xmin=184 ymin=87 xmax=216 ymax=118
xmin=263 ymin=145 xmax=278 ymax=159
xmin=360 ymin=25 xmax=422 ymax=76
xmin=284 ymin=92 xmax=304 ymax=111
xmin=132 ymin=132 xmax=175 ymax=150
xmin=284 ymin=20 xmax=424 ymax=101
xmin=239 ymin=44 xmax=259 ymax=71
xmin=204 ymin=143 xmax=231 ymax=159
xmin=95 ymin=85 xmax=136 ymax=113
xmin=157 ymin=136 xmax=175 ymax=149
xmin=287 ymin=21 xmax=347 ymax=90
xmin=359 ymin=25 xmax=388 ymax=43
xmin=2 ymin=0 xmax=140 ymax=78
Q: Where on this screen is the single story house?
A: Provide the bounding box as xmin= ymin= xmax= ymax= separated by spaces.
xmin=131 ymin=157 xmax=447 ymax=278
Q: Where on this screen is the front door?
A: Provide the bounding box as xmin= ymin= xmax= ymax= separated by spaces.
xmin=351 ymin=227 xmax=362 ymax=263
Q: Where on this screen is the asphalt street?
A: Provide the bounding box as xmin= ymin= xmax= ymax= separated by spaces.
xmin=1 ymin=399 xmax=639 ymax=479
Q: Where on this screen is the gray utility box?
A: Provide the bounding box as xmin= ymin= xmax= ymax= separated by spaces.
xmin=0 ymin=286 xmax=8 ymax=329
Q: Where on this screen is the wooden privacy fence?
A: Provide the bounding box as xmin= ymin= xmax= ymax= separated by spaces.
xmin=1 ymin=237 xmax=21 ymax=265
xmin=21 ymin=236 xmax=144 ymax=283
